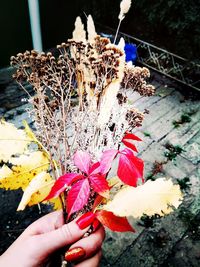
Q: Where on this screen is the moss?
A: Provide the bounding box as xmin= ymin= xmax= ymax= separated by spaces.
xmin=164 ymin=143 xmax=184 ymax=161
xmin=143 ymin=131 xmax=151 ymax=137
xmin=138 ymin=214 xmax=161 ymax=228
xmin=146 ymin=161 xmax=164 ymax=181
xmin=177 ymin=177 xmax=191 ymax=190
xmin=172 ymin=112 xmax=192 ymax=128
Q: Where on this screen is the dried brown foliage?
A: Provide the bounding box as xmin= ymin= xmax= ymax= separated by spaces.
xmin=10 ymin=16 xmax=155 ymax=177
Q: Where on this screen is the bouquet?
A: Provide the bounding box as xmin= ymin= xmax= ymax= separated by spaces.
xmin=0 ymin=0 xmax=182 ymax=265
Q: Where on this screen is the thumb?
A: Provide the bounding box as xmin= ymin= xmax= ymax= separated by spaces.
xmin=36 ymin=219 xmax=89 ymax=256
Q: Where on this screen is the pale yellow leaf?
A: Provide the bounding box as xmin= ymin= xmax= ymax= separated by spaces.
xmin=23 ymin=120 xmax=39 ymax=144
xmin=0 ymin=120 xmax=31 ymax=162
xmin=17 ymin=171 xmax=52 ymax=210
xmin=18 ymin=171 xmax=62 ymax=211
xmin=103 ymin=178 xmax=183 ymax=218
xmin=23 ymin=121 xmax=49 ymax=155
xmin=0 ymin=164 xmax=12 ymax=178
xmin=108 ymin=176 xmax=122 ymax=187
xmin=0 ymin=151 xmax=49 ymax=190
xmin=47 ymin=198 xmax=63 ymax=211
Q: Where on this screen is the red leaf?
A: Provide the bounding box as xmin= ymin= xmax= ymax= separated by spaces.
xmin=122 ymin=133 xmax=142 ymax=152
xmin=73 ymin=150 xmax=91 ymax=174
xmin=123 ymin=132 xmax=142 ymax=142
xmin=96 ymin=210 xmax=135 ymax=232
xmin=89 ymin=174 xmax=110 ymax=198
xmin=122 ymin=140 xmax=138 ymax=152
xmin=92 ymin=195 xmax=104 ymax=211
xmin=44 ymin=173 xmax=84 ymax=200
xmin=100 ymin=149 xmax=118 ymax=175
xmin=117 ymin=148 xmax=144 ymax=186
xmin=67 ymin=179 xmax=90 ymax=218
xmin=89 ymin=162 xmax=101 ymax=175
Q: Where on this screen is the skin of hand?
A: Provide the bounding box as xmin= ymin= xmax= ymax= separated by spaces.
xmin=0 ymin=210 xmax=105 ymax=267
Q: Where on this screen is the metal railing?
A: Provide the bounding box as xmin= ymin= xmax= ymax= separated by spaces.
xmin=98 ymin=24 xmax=200 ymax=92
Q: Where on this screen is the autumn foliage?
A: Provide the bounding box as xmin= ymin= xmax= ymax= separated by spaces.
xmin=45 ymin=132 xmax=143 ymax=232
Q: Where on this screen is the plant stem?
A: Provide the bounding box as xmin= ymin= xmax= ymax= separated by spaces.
xmin=113 ymin=19 xmax=122 ymax=44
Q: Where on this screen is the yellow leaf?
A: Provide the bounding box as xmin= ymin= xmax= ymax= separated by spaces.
xmin=103 ymin=178 xmax=183 ymax=218
xmin=0 ymin=120 xmax=31 ymax=162
xmin=23 ymin=121 xmax=46 ymax=152
xmin=108 ymin=176 xmax=122 ymax=187
xmin=23 ymin=121 xmax=59 ymax=170
xmin=47 ymin=198 xmax=63 ymax=211
xmin=0 ymin=151 xmax=50 ymax=190
xmin=0 ymin=164 xmax=12 ymax=178
xmin=23 ymin=120 xmax=38 ymax=143
xmin=17 ymin=171 xmax=52 ymax=210
xmin=18 ymin=171 xmax=62 ymax=211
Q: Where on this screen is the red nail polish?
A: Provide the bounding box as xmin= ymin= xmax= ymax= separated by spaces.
xmin=92 ymin=219 xmax=101 ymax=232
xmin=76 ymin=212 xmax=96 ymax=229
xmin=65 ymin=247 xmax=86 ymax=262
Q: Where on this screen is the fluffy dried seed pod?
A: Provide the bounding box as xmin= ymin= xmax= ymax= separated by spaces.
xmin=72 ymin=16 xmax=86 ymax=42
xmin=87 ymin=15 xmax=97 ymax=42
xmin=118 ymin=0 xmax=132 ymax=21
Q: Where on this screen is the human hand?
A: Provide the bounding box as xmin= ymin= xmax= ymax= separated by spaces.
xmin=0 ymin=211 xmax=105 ymax=267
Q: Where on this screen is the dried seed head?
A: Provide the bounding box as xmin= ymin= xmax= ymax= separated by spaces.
xmin=126 ymin=108 xmax=144 ymax=128
xmin=87 ymin=15 xmax=97 ymax=42
xmin=118 ymin=0 xmax=132 ymax=21
xmin=72 ymin=16 xmax=86 ymax=42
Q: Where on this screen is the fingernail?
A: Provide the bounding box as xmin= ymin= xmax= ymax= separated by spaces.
xmin=76 ymin=212 xmax=96 ymax=230
xmin=65 ymin=247 xmax=86 ymax=262
xmin=92 ymin=219 xmax=101 ymax=232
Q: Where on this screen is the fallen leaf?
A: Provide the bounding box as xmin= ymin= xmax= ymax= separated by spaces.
xmin=103 ymin=178 xmax=183 ymax=218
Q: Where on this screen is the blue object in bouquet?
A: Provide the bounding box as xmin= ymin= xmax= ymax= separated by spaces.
xmin=124 ymin=43 xmax=137 ymax=63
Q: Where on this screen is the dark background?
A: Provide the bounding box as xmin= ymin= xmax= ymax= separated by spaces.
xmin=0 ymin=0 xmax=199 ymax=68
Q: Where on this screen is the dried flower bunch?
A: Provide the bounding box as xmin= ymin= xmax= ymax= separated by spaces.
xmin=1 ymin=0 xmax=182 ymax=238
xmin=10 ymin=16 xmax=154 ymax=176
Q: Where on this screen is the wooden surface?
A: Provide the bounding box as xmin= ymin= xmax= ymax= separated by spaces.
xmin=0 ymin=68 xmax=200 ymax=266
